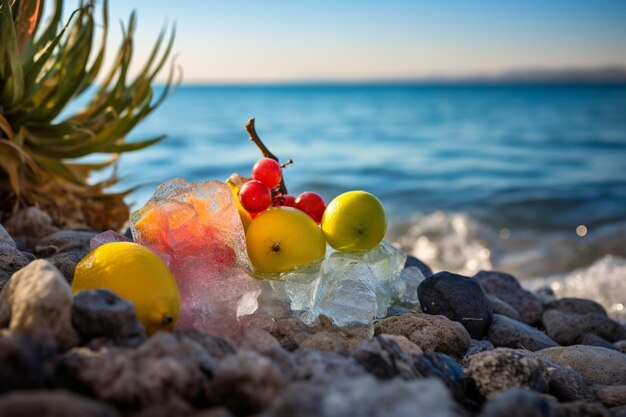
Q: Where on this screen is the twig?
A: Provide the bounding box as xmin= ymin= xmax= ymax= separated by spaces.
xmin=244 ymin=118 xmax=289 ymax=195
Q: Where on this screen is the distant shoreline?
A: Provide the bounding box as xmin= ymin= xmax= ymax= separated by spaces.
xmin=165 ymin=81 xmax=626 ymax=88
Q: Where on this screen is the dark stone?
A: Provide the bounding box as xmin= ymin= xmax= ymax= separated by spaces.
xmin=292 ymin=349 xmax=367 ymax=383
xmin=174 ymin=330 xmax=236 ymax=359
xmin=480 ymin=388 xmax=556 ymax=417
xmin=352 ymin=334 xmax=421 ymax=380
xmin=238 ymin=328 xmax=295 ymax=377
xmin=595 ymin=385 xmax=626 ymax=407
xmin=4 ymin=207 xmax=59 ymax=251
xmin=404 ymin=255 xmax=433 ymax=278
xmin=548 ymin=366 xmax=595 ymax=402
xmin=47 ymin=249 xmax=88 ymax=283
xmin=535 ymin=286 xmax=557 ymax=305
xmin=579 ymin=333 xmax=618 ymax=350
xmin=0 ymin=243 xmax=34 ymax=291
xmin=545 ymin=297 xmax=607 ymax=316
xmin=71 ymin=289 xmax=146 ymax=344
xmin=488 ymin=295 xmax=522 ymax=321
xmin=542 ymin=309 xmax=626 ymax=345
xmin=386 ymin=304 xmax=412 ymax=317
xmin=298 ymin=331 xmax=361 ymax=356
xmin=536 ymin=345 xmax=626 ymax=385
xmin=35 ymin=230 xmax=98 ymax=257
xmin=463 ymin=339 xmax=495 ymax=363
xmin=268 ymin=318 xmax=315 ymax=351
xmin=418 ymin=271 xmax=492 ymax=338
xmin=0 ymin=389 xmax=121 ymax=417
xmin=474 ymin=270 xmax=543 ymax=324
xmin=487 ymin=314 xmax=559 ymax=351
xmin=375 ymin=313 xmax=471 ymax=357
xmin=0 ymin=331 xmax=57 ymax=393
xmin=553 ymin=401 xmax=611 ymax=417
xmin=465 ymin=348 xmax=549 ymax=398
xmin=189 ymin=408 xmax=235 ymax=417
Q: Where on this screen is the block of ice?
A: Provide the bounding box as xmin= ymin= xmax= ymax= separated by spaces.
xmin=392 ymin=266 xmax=426 ymax=310
xmin=130 ymin=178 xmax=259 ymax=340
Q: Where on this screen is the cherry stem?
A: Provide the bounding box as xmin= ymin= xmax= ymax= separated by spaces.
xmin=245 ymin=117 xmax=290 ymax=195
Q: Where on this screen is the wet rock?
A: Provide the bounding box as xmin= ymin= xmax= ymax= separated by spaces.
xmin=268 ymin=318 xmax=314 ymax=351
xmin=4 ymin=207 xmax=59 ymax=251
xmin=0 ymin=260 xmax=78 ymax=350
xmin=298 ymin=331 xmax=360 ymax=356
xmin=487 ymin=314 xmax=559 ymax=351
xmin=595 ymin=385 xmax=626 ymax=407
xmin=480 ymin=388 xmax=556 ymax=417
xmin=545 ymin=297 xmax=607 ymax=316
xmin=0 ymin=331 xmax=57 ymax=392
xmin=270 ymin=376 xmax=456 ymax=417
xmin=465 ymin=348 xmax=549 ymax=398
xmin=488 ymin=295 xmax=522 ymax=321
xmin=71 ymin=289 xmax=146 ymax=345
xmin=548 ymin=366 xmax=595 ymax=402
xmin=579 ymin=333 xmax=618 ymax=350
xmin=35 ymin=230 xmax=98 ymax=257
xmin=57 ymin=332 xmax=216 ymax=410
xmin=375 ymin=313 xmax=470 ymax=357
xmin=474 ymin=270 xmax=543 ymax=324
xmin=0 ymin=389 xmax=120 ymax=417
xmin=209 ymin=349 xmax=288 ymax=416
xmin=352 ymin=334 xmax=421 ymax=380
xmin=537 ymin=345 xmax=626 ymax=385
xmin=174 ymin=330 xmax=236 ymax=359
xmin=553 ymin=401 xmax=611 ymax=417
xmin=418 ymin=271 xmax=492 ymax=338
xmin=47 ymin=250 xmax=87 ymax=283
xmin=292 ymin=349 xmax=367 ymax=382
xmin=405 ymin=255 xmax=433 ymax=278
xmin=542 ymin=309 xmax=626 ymax=345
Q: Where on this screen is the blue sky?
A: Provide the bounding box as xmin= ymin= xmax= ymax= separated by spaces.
xmin=63 ymin=0 xmax=626 ymax=83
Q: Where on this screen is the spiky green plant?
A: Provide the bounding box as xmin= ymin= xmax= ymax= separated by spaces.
xmin=0 ymin=0 xmax=177 ymax=230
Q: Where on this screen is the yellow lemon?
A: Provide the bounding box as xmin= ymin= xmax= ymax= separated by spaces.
xmin=322 ymin=190 xmax=387 ymax=252
xmin=72 ymin=242 xmax=180 ymax=334
xmin=246 ymin=207 xmax=326 ymax=273
xmin=226 ymin=175 xmax=252 ymax=231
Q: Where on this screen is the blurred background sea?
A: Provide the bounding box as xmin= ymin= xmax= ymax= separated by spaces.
xmin=103 ymin=84 xmax=626 ymax=316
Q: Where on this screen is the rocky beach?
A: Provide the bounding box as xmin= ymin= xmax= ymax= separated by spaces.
xmin=1 ymin=207 xmax=625 ymax=417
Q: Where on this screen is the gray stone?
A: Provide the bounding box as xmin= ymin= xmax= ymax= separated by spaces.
xmin=553 ymin=401 xmax=611 ymax=417
xmin=34 ymin=230 xmax=98 ymax=257
xmin=173 ymin=330 xmax=235 ymax=359
xmin=71 ymin=289 xmax=146 ymax=343
xmin=488 ymin=295 xmax=522 ymax=321
xmin=47 ymin=250 xmax=87 ymax=283
xmin=465 ymin=348 xmax=549 ymax=398
xmin=298 ymin=330 xmax=361 ymax=356
xmin=352 ymin=334 xmax=422 ymax=380
xmin=405 ymin=255 xmax=433 ymax=278
xmin=268 ymin=318 xmax=315 ymax=351
xmin=545 ymin=297 xmax=607 ymax=316
xmin=537 ymin=345 xmax=626 ymax=385
xmin=535 ymin=286 xmax=557 ymax=305
xmin=4 ymin=207 xmax=59 ymax=251
xmin=616 ymin=340 xmax=626 ymax=354
xmin=385 ymin=304 xmax=412 ymax=316
xmin=474 ymin=270 xmax=543 ymax=324
xmin=0 ymin=389 xmax=120 ymax=417
xmin=189 ymin=408 xmax=235 ymax=417
xmin=480 ymin=388 xmax=556 ymax=417
xmin=270 ymin=376 xmax=456 ymax=417
xmin=579 ymin=333 xmax=618 ymax=350
xmin=0 ymin=242 xmax=34 ymax=291
xmin=548 ymin=366 xmax=595 ymax=402
xmin=0 ymin=331 xmax=57 ymax=392
xmin=542 ymin=309 xmax=626 ymax=345
xmin=0 ymin=260 xmax=78 ymax=350
xmin=375 ymin=313 xmax=470 ymax=357
xmin=463 ymin=339 xmax=495 ymax=364
xmin=487 ymin=314 xmax=559 ymax=351
xmin=292 ymin=349 xmax=367 ymax=383
xmin=418 ymin=271 xmax=492 ymax=338
xmin=595 ymin=385 xmax=626 ymax=407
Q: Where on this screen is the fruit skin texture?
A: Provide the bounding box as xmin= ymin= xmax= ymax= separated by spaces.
xmin=239 ymin=180 xmax=272 ymax=213
xmin=72 ymin=242 xmax=180 ymax=335
xmin=246 ymin=207 xmax=326 ymax=273
xmin=322 ymin=190 xmax=387 ymax=252
xmin=252 ymin=158 xmax=282 ymax=189
xmin=295 ymin=192 xmax=326 ymax=223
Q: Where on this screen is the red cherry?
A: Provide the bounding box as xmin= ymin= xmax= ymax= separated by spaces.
xmin=294 ymin=192 xmax=326 ymax=223
xmin=252 ymin=158 xmax=282 ymax=189
xmin=239 ymin=180 xmax=272 ymax=213
xmin=274 ymin=194 xmax=296 ymax=207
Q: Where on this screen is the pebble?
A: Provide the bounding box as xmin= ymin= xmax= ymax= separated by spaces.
xmin=544 ymin=297 xmax=607 ymax=316
xmin=269 ymin=318 xmax=315 ymax=351
xmin=375 ymin=313 xmax=471 ymax=357
xmin=465 ymin=348 xmax=549 ymax=398
xmin=548 ymin=366 xmax=595 ymax=402
xmin=474 ymin=270 xmax=543 ymax=324
xmin=537 ymin=345 xmax=626 ymax=385
xmin=0 ymin=331 xmax=57 ymax=392
xmin=270 ymin=376 xmax=455 ymax=417
xmin=46 ymin=250 xmax=88 ymax=283
xmin=3 ymin=207 xmax=59 ymax=251
xmin=0 ymin=260 xmax=78 ymax=350
xmin=553 ymin=401 xmax=611 ymax=417
xmin=0 ymin=389 xmax=120 ymax=417
xmin=542 ymin=309 xmax=626 ymax=345
xmin=579 ymin=333 xmax=618 ymax=350
xmin=488 ymin=294 xmax=522 ymax=321
xmin=404 ymin=255 xmax=433 ymax=278
xmin=595 ymin=385 xmax=626 ymax=407
xmin=487 ymin=314 xmax=559 ymax=351
xmin=34 ymin=230 xmax=98 ymax=257
xmin=418 ymin=271 xmax=492 ymax=338
xmin=71 ymin=289 xmax=146 ymax=344
xmin=352 ymin=334 xmax=421 ymax=380
xmin=480 ymin=388 xmax=555 ymax=417
xmin=174 ymin=329 xmax=236 ymax=359
xmin=0 ymin=242 xmax=35 ymax=291
xmin=292 ymin=349 xmax=367 ymax=383
xmin=464 ymin=339 xmax=495 ymax=359
xmin=298 ymin=330 xmax=361 ymax=356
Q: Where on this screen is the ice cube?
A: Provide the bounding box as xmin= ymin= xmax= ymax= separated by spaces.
xmin=392 ymin=266 xmax=426 ymax=310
